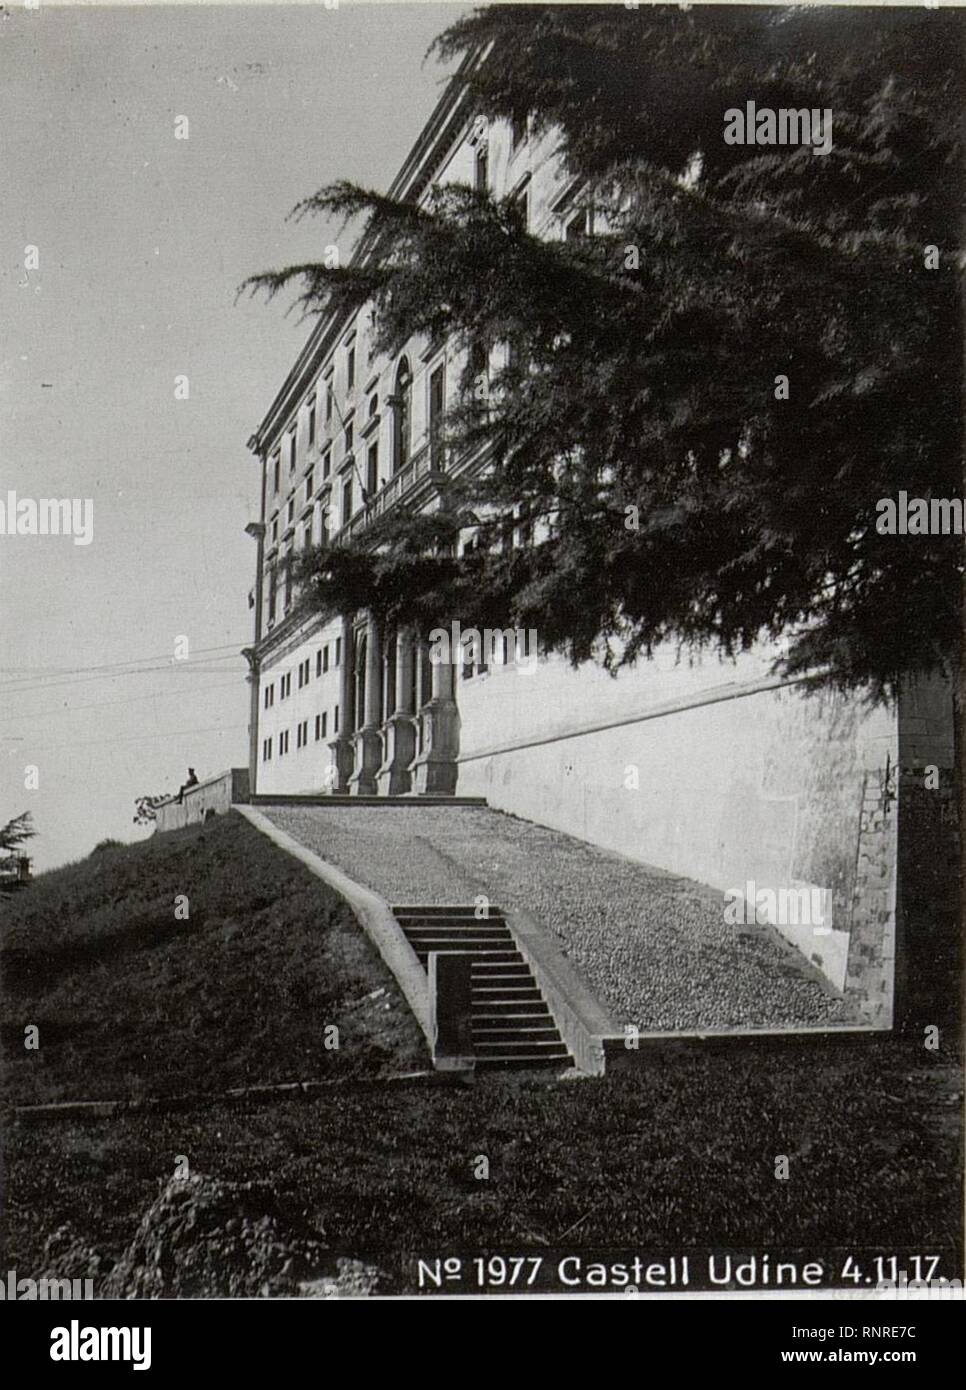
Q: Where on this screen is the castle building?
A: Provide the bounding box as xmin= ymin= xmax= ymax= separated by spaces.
xmin=245 ymin=60 xmax=955 ymax=1012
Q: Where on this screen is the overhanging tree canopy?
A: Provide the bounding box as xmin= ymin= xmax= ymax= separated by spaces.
xmin=244 ymin=4 xmax=963 ymax=702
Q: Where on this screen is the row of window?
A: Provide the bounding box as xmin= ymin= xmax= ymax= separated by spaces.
xmin=262 ymin=641 xmax=342 ymax=707
xmin=267 ymin=493 xmax=536 ymax=630
xmin=265 ymin=729 xmax=289 ymax=759
xmin=265 ymin=115 xmax=531 ymax=499
xmin=268 ymin=342 xmax=377 ymax=497
xmin=261 ymin=707 xmax=339 ymax=762
xmin=269 ymin=337 xmax=357 ymax=494
xmin=265 ymin=360 xmax=450 ymax=627
xmin=263 ymin=112 xmax=557 ymax=526
xmin=460 ymin=628 xmax=537 ymax=681
xmin=261 ymin=124 xmax=581 ymax=634
xmin=263 ymin=643 xmax=535 ymax=761
xmin=262 ymin=639 xmax=341 ymax=706
xmin=268 ymin=352 xmax=450 ymax=547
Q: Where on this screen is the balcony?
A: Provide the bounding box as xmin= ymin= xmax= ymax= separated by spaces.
xmin=333 ymin=442 xmax=445 ymax=546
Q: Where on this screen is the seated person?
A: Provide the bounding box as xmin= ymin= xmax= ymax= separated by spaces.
xmin=177 ymin=767 xmax=199 ymax=803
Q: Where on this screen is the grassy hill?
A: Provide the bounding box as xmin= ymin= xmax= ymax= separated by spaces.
xmin=2 ymin=812 xmax=425 ymax=1107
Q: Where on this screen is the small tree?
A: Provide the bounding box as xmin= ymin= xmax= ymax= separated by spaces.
xmin=0 ymin=811 xmax=35 ymax=854
xmin=0 ymin=812 xmax=35 ymax=896
xmin=133 ymin=795 xmax=168 ymax=826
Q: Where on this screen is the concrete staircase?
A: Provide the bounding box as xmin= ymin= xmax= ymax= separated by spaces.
xmin=392 ymin=905 xmax=571 ymax=1069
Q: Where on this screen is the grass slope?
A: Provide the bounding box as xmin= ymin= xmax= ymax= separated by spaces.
xmin=2 ymin=813 xmax=425 ymax=1106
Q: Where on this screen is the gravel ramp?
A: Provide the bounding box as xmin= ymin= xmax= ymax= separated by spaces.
xmin=258 ymin=804 xmax=861 ymax=1033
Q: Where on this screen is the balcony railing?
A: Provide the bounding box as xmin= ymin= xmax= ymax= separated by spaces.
xmin=334 ymin=442 xmax=440 ymax=546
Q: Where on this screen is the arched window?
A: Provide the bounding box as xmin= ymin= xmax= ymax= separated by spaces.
xmin=392 ymin=357 xmax=412 ymax=473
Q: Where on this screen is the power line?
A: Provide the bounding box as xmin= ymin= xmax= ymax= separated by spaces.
xmin=0 ymin=679 xmax=243 ymax=724
xmin=1 ymin=642 xmax=333 ymax=698
xmin=0 ymin=641 xmax=248 ymax=681
xmin=0 ymin=663 xmax=243 ymax=698
xmin=23 ymin=722 xmax=249 ymax=754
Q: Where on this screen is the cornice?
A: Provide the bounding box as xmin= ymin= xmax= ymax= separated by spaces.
xmin=249 ymin=50 xmax=482 ymax=461
xmin=257 ymin=607 xmax=331 ymax=666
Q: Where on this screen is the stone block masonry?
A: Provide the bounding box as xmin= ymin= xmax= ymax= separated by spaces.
xmin=844 ymin=765 xmax=898 ymax=1026
xmin=894 ymin=671 xmax=960 ymax=1031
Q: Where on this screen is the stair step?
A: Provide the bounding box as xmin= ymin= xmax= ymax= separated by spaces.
xmin=398 ymin=917 xmax=508 ymax=927
xmin=399 ymin=917 xmax=510 ymax=927
xmin=472 ymin=1009 xmax=552 ymax=1021
xmin=413 ymin=952 xmax=518 ymax=962
xmin=393 ymin=906 xmax=506 ymax=918
xmin=425 ymin=950 xmax=521 ymax=962
xmin=473 ymin=982 xmax=541 ymax=993
xmin=403 ymin=922 xmax=512 ymax=931
xmin=405 ymin=929 xmax=509 ymax=938
xmin=473 ymin=1024 xmax=560 ymax=1036
xmin=475 ymin=1056 xmax=570 ymax=1070
xmin=403 ymin=934 xmax=517 ymax=945
xmin=405 ymin=924 xmax=509 ymax=934
xmin=407 ymin=938 xmax=514 ymax=949
xmin=471 ymin=990 xmax=543 ymax=1001
xmin=405 ymin=933 xmax=513 ymax=944
xmin=393 ymin=903 xmax=572 ymax=1071
xmin=474 ymin=999 xmax=543 ymax=1010
xmin=474 ymin=978 xmax=533 ymax=988
xmin=401 ymin=918 xmax=510 ymax=927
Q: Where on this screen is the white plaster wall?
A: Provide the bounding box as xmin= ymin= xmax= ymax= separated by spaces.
xmin=257 ymin=616 xmax=344 ymax=794
xmin=456 ymin=642 xmax=897 ymax=915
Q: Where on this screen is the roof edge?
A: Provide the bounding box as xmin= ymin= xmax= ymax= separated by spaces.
xmin=248 ymin=49 xmax=482 ymax=459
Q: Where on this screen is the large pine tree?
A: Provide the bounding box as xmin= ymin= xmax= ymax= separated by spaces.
xmin=244 ymin=4 xmax=963 ymax=702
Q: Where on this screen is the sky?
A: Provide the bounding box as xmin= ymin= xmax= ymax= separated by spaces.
xmin=1 ymin=1 xmax=469 ymax=870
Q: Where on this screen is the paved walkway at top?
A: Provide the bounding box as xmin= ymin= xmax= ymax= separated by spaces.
xmin=258 ymin=804 xmax=861 ymax=1033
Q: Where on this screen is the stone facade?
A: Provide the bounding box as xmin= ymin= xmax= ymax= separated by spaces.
xmin=245 ymin=79 xmax=601 ymax=805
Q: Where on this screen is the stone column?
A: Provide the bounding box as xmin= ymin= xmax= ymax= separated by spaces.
xmin=326 ymin=613 xmax=354 ymax=793
xmin=411 ymin=633 xmax=460 ymax=796
xmin=349 ymin=611 xmax=383 ymax=795
xmin=377 ymin=625 xmax=417 ymax=795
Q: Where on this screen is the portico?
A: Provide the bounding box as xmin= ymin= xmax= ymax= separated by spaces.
xmin=330 ymin=611 xmax=460 ymax=797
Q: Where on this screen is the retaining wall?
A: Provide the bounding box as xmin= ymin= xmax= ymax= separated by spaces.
xmin=155 ymin=768 xmax=250 ymax=833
